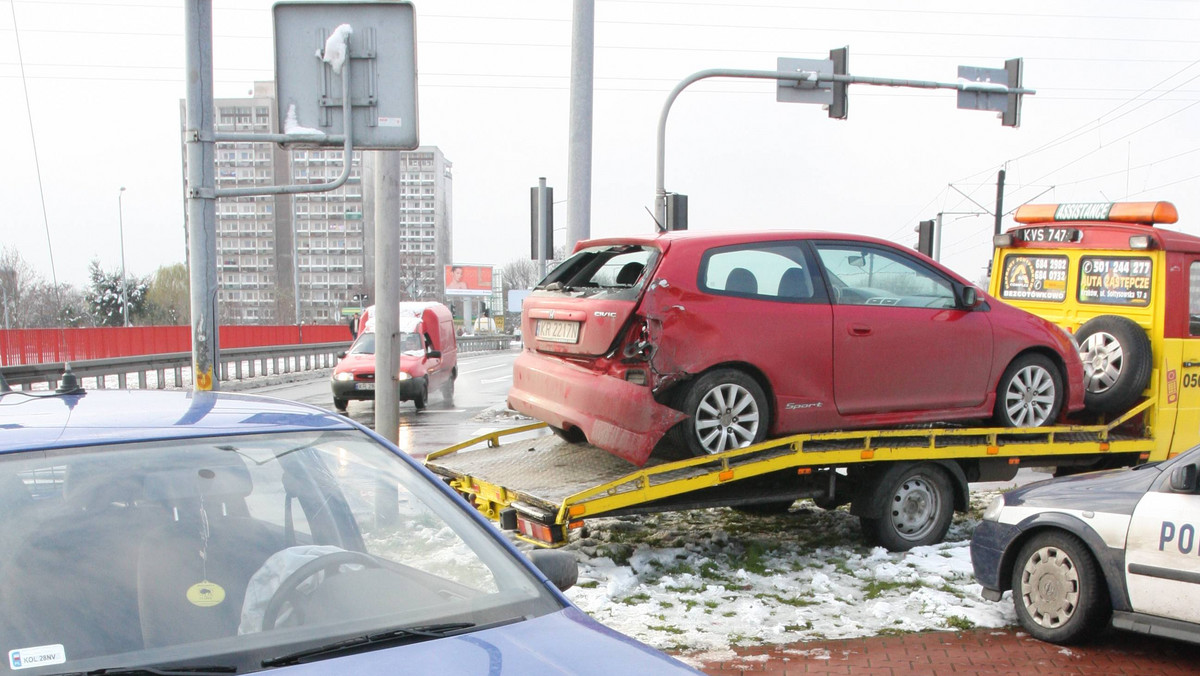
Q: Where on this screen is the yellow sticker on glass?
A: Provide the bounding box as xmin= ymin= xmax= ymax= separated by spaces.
xmin=186 ymin=581 xmax=226 ymax=607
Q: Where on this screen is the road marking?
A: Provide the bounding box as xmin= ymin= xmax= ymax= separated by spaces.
xmin=481 ymin=375 xmax=512 ymax=384
xmin=461 ymin=363 xmax=512 ymax=375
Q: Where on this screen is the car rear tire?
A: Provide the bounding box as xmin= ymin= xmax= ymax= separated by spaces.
xmin=861 ymin=464 xmax=954 ymax=551
xmin=677 ymin=368 xmax=769 ymax=457
xmin=550 ymin=425 xmax=586 ymax=443
xmin=1076 ymin=315 xmax=1152 ymax=415
xmin=442 ymin=370 xmax=456 ymax=406
xmin=1011 ymin=531 xmax=1110 ymax=645
xmin=414 ymin=379 xmax=428 ymax=410
xmin=992 ymin=353 xmax=1064 ymax=428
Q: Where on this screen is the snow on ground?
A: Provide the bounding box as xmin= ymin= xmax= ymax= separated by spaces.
xmin=555 ymin=493 xmax=1019 ymax=664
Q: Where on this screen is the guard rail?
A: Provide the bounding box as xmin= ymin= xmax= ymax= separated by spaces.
xmin=0 ymin=335 xmax=516 ymax=391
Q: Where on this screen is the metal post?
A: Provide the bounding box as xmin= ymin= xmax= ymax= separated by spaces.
xmin=566 ymin=0 xmax=594 ymax=249
xmin=118 ymin=186 xmax=129 ymax=327
xmin=537 ymin=177 xmax=549 ymax=279
xmin=184 ymin=0 xmax=219 ymax=391
xmin=375 ymin=150 xmax=401 ymax=446
xmin=994 ymin=169 xmax=1006 ymax=236
xmin=934 ymin=212 xmax=943 ymax=262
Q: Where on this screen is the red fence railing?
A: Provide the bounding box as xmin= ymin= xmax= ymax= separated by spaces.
xmin=0 ymin=325 xmax=354 ymax=366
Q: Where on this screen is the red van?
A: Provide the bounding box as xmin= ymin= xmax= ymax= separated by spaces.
xmin=508 ymin=231 xmax=1085 ymax=466
xmin=331 ymin=302 xmax=458 ymax=411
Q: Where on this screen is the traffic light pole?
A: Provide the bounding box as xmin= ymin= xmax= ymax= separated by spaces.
xmin=655 ymin=65 xmax=1034 ymax=229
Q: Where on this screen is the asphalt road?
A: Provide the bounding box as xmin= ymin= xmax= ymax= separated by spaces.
xmin=244 ymin=347 xmax=523 ymax=457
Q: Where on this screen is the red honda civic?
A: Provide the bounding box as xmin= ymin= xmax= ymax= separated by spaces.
xmin=508 ymin=230 xmax=1085 ymax=466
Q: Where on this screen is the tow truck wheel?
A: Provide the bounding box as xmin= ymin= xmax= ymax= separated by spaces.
xmin=1076 ymin=315 xmax=1153 ymax=415
xmin=993 ymin=353 xmax=1064 ymax=428
xmin=862 ymin=464 xmax=953 ymax=551
xmin=678 ymin=369 xmax=769 ymax=457
xmin=1011 ymin=531 xmax=1110 ymax=645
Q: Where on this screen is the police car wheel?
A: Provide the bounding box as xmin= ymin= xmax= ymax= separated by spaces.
xmin=993 ymin=353 xmax=1064 ymax=428
xmin=1076 ymin=315 xmax=1153 ymax=416
xmin=1011 ymin=531 xmax=1111 ymax=645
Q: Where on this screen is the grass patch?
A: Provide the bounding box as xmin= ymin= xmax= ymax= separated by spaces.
xmin=783 ymin=621 xmax=814 ymax=632
xmin=699 ymin=561 xmax=726 ymax=581
xmin=620 ymin=592 xmax=651 ymax=605
xmin=945 ymin=615 xmax=976 ymax=631
xmin=754 ymin=592 xmax=818 ymax=607
xmin=648 ymin=624 xmax=686 ymax=635
xmin=576 ymin=580 xmax=599 ymax=589
xmin=664 ymin=584 xmax=704 ymax=594
xmin=862 ymin=579 xmax=925 ymax=600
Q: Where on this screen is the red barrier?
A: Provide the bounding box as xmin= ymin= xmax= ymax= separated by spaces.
xmin=0 ymin=325 xmax=354 ymax=366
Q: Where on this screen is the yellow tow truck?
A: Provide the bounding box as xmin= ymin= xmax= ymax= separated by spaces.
xmin=427 ymin=201 xmax=1200 ymax=551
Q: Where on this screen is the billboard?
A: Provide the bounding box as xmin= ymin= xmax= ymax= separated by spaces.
xmin=445 ymin=264 xmax=492 ymax=296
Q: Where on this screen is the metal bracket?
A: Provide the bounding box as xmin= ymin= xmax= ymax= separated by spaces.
xmin=188 ymin=187 xmax=216 ymax=199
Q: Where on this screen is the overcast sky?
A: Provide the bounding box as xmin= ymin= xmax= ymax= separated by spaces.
xmin=4 ymin=0 xmax=1200 ymax=288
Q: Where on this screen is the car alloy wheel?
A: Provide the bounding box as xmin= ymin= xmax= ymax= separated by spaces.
xmin=1003 ymin=362 xmax=1057 ymax=427
xmin=694 ymin=382 xmax=761 ymax=454
xmin=677 ymin=368 xmax=769 ymax=457
xmin=1079 ymin=331 xmax=1122 ymax=394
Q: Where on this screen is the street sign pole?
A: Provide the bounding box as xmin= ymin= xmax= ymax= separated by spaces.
xmin=184 ymin=0 xmax=219 ymax=391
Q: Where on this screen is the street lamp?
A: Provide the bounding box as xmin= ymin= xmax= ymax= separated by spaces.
xmin=118 ymin=186 xmax=130 ymax=327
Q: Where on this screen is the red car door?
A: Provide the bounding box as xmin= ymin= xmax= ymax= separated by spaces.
xmin=812 ymin=242 xmax=993 ymax=417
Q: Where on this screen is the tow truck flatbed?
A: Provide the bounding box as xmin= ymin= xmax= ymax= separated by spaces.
xmin=426 ymin=401 xmax=1155 ymax=547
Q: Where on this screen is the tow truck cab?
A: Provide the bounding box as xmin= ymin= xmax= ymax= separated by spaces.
xmin=990 ymin=200 xmax=1200 ymax=459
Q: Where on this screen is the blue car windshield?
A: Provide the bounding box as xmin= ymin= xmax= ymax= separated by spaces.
xmin=0 ymin=430 xmax=561 ymax=673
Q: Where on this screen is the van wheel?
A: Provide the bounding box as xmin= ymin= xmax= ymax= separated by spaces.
xmin=1076 ymin=316 xmax=1152 ymax=415
xmin=414 ymin=379 xmax=428 ymax=410
xmin=993 ymin=353 xmax=1064 ymax=428
xmin=678 ymin=369 xmax=768 ymax=457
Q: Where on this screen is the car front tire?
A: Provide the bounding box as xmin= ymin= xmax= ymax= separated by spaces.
xmin=1011 ymin=531 xmax=1110 ymax=645
xmin=333 ymin=397 xmax=348 ymax=412
xmin=993 ymin=353 xmax=1064 ymax=428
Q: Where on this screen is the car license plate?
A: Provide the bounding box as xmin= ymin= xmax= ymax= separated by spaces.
xmin=354 ymin=382 xmax=375 ymax=391
xmin=536 ymin=319 xmax=580 ymax=344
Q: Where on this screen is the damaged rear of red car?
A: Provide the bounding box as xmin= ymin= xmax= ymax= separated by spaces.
xmin=509 ymin=231 xmax=1084 ymax=467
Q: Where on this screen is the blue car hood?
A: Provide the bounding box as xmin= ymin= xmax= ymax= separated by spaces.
xmin=274 ymin=608 xmax=700 ymax=675
xmin=1005 ymin=463 xmax=1162 ymax=515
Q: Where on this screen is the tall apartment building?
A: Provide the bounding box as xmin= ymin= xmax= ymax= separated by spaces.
xmin=185 ymin=82 xmax=453 ymax=325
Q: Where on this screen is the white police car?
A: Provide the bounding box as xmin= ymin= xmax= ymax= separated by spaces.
xmin=971 ymin=446 xmax=1200 ymax=645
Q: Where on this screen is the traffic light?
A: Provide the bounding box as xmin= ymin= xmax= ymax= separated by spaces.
xmin=1002 ymin=58 xmax=1023 ymax=128
xmin=666 ymin=193 xmax=688 ymax=231
xmin=829 ymin=47 xmax=849 ymax=120
xmin=916 ymin=220 xmax=935 ymax=257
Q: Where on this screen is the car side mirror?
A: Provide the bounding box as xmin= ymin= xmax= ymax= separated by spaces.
xmin=337 ymin=351 xmax=347 ymax=359
xmin=426 ymin=349 xmax=442 ymax=360
xmin=528 ymin=549 xmax=579 ymax=592
xmin=959 ymin=286 xmax=980 ymax=309
xmin=1170 ymin=463 xmax=1198 ymax=493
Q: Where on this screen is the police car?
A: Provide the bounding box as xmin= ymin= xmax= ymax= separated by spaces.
xmin=971 ymin=446 xmax=1200 ymax=645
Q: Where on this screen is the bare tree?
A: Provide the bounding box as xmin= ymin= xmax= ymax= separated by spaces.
xmin=144 ymin=263 xmax=190 ymax=325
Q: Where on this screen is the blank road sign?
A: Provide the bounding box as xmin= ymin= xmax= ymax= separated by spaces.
xmin=274 ymin=2 xmax=419 ymax=150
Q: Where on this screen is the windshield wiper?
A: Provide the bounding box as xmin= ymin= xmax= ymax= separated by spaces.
xmin=261 ymin=622 xmax=476 ymax=668
xmin=50 ymin=666 xmax=237 ymax=675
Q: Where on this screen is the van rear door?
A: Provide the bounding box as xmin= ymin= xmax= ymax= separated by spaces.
xmin=523 ymin=244 xmax=660 ymax=357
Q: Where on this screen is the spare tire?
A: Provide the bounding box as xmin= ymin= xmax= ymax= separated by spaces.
xmin=1075 ymin=315 xmax=1152 ymax=415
